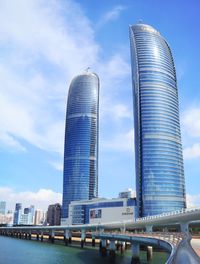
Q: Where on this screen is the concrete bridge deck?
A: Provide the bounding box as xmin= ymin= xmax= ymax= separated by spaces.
xmin=1 ymin=226 xmax=199 ymax=263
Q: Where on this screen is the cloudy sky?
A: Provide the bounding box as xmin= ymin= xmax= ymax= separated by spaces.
xmin=0 ymin=0 xmax=200 ymax=211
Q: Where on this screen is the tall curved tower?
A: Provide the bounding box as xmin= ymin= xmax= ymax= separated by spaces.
xmin=62 ymin=71 xmax=99 ymax=219
xmin=129 ymin=24 xmax=186 ymax=217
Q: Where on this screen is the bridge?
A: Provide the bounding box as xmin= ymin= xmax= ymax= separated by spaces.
xmin=0 ymin=207 xmax=200 ymax=264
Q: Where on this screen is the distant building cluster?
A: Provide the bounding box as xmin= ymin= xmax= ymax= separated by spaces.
xmin=0 ymin=201 xmax=13 ymax=226
xmin=0 ymin=201 xmax=61 ymax=226
xmin=0 ymin=189 xmax=135 ymax=226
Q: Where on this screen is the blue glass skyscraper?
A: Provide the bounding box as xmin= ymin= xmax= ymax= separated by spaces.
xmin=129 ymin=24 xmax=186 ymax=217
xmin=62 ymin=71 xmax=99 ymax=219
xmin=13 ymin=203 xmax=22 ymax=225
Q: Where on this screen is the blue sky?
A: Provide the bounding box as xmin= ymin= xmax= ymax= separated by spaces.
xmin=0 ymin=0 xmax=200 ymax=211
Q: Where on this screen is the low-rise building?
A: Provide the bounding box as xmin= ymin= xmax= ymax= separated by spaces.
xmin=119 ymin=188 xmax=136 ymax=199
xmin=61 ymin=191 xmax=137 ymax=226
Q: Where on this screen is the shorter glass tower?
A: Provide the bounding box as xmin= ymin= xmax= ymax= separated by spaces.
xmin=62 ymin=72 xmax=99 ymax=219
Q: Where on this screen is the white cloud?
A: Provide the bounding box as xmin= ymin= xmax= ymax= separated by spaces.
xmin=97 ymin=5 xmax=126 ymax=28
xmin=98 ymin=54 xmax=131 ymax=122
xmin=101 ymin=129 xmax=134 ymax=152
xmin=0 ymin=0 xmax=99 ymax=72
xmin=0 ymin=0 xmax=131 ymax=174
xmin=0 ymin=132 xmax=26 ymax=152
xmin=101 ymin=102 xmax=132 ymax=122
xmin=49 ymin=161 xmax=63 ymax=171
xmin=182 ymin=107 xmax=200 ymax=160
xmin=186 ymin=193 xmax=200 ymax=208
xmin=183 ymin=143 xmax=200 ymax=160
xmin=114 ymin=104 xmax=132 ymax=119
xmin=176 ymin=60 xmax=187 ymax=80
xmin=98 ymin=54 xmax=130 ymax=82
xmin=182 ymin=108 xmax=200 ymax=137
xmin=0 ymin=0 xmax=99 ymax=157
xmin=0 ymin=0 xmax=130 ymax=149
xmin=0 ymin=187 xmax=62 ymax=211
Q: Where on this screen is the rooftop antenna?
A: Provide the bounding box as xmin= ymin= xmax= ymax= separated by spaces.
xmin=85 ymin=67 xmax=90 ymax=72
xmin=138 ymin=19 xmax=143 ymax=24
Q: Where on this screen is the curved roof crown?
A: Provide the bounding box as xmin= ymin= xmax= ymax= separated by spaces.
xmin=130 ymin=23 xmax=160 ymax=35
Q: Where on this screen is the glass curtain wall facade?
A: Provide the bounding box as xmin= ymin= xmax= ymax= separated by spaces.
xmin=129 ymin=24 xmax=186 ymax=217
xmin=62 ymin=72 xmax=99 ymax=218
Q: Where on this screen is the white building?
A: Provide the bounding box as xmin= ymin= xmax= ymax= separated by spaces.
xmin=34 ymin=209 xmax=45 ymax=225
xmin=119 ymin=188 xmax=136 ymax=199
xmin=19 ymin=214 xmax=30 ymax=225
xmin=61 ymin=190 xmax=137 ymax=226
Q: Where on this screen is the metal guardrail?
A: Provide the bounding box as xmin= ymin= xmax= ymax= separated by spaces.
xmin=94 ymin=231 xmax=187 ymax=264
xmin=135 ymin=207 xmax=200 ymax=222
xmin=95 ymin=230 xmax=185 ymax=247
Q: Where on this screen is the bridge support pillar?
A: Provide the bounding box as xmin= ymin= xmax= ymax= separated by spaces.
xmin=29 ymin=232 xmax=31 ymax=240
xmin=100 ymin=239 xmax=107 ymax=257
xmin=120 ymin=226 xmax=126 ymax=233
xmin=109 ymin=240 xmax=116 ymax=259
xmin=116 ymin=241 xmax=120 ymax=251
xmin=50 ymin=230 xmax=55 ymax=243
xmin=36 ymin=233 xmax=39 ymax=241
xmin=64 ymin=237 xmax=68 ymax=246
xmin=81 ymin=230 xmax=85 ymax=248
xmin=147 ymin=246 xmax=153 ymax=261
xmin=69 ymin=231 xmax=72 ymax=244
xmin=41 ymin=232 xmax=43 ymax=242
xmin=145 ymin=225 xmax=153 ymax=233
xmin=92 ymin=237 xmax=95 ymax=247
xmin=131 ymin=243 xmax=140 ymax=264
xmin=125 ymin=241 xmax=128 ymax=249
xmin=64 ymin=230 xmax=71 ymax=246
xmin=25 ymin=233 xmax=28 ymax=239
xmin=120 ymin=242 xmax=126 ymax=255
xmin=163 ymin=227 xmax=168 ymax=232
xmin=180 ymin=222 xmax=189 ymax=233
xmin=19 ymin=232 xmax=22 ymax=239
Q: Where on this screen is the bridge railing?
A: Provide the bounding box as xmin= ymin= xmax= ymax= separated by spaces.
xmin=94 ymin=230 xmax=186 ymax=247
xmin=135 ymin=207 xmax=200 ymax=222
